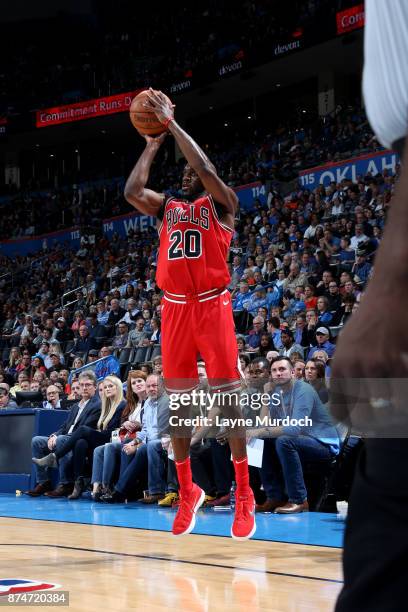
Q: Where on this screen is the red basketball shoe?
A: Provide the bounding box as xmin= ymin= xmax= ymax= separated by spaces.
xmin=172 ymin=483 xmax=205 ymax=536
xmin=231 ymin=489 xmax=256 ymax=540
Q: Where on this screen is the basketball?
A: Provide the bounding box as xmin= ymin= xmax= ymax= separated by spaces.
xmin=129 ymin=90 xmax=172 ymax=136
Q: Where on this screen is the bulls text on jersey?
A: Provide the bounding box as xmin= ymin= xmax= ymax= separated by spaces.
xmin=165 ymin=204 xmax=210 ymax=233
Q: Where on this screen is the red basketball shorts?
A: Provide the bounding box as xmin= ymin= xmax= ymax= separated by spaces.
xmin=161 ymin=288 xmax=242 ymax=393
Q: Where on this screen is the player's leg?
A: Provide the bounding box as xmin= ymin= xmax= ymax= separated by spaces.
xmin=196 ymin=293 xmax=256 ymax=540
xmin=161 ymin=297 xmax=196 ymax=460
xmin=217 ymin=393 xmax=256 ymax=540
xmin=161 ymin=298 xmax=205 ymax=535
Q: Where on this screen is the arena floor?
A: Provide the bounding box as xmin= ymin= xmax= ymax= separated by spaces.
xmin=0 ymin=494 xmax=343 ymax=610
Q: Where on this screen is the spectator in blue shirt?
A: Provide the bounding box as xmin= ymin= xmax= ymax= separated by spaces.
xmin=265 ymin=284 xmax=281 ymax=308
xmin=308 ymin=328 xmax=336 ymax=359
xmin=338 ymin=237 xmax=355 ymax=268
xmin=232 ymin=281 xmax=252 ymax=311
xmin=266 ymin=317 xmax=283 ymax=350
xmin=96 ymin=300 xmax=110 ymax=326
xmin=246 ymin=316 xmax=265 ymax=350
xmin=230 ymin=254 xmax=245 ymax=286
xmin=316 ymin=296 xmax=333 ymax=325
xmin=323 ymin=229 xmax=341 ymax=250
xmin=246 ymin=285 xmax=269 ymax=316
xmin=249 ymin=356 xmax=339 ymax=514
xmin=352 ymin=252 xmax=372 ymax=286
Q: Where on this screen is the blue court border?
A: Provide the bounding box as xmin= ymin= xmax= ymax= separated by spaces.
xmin=0 ymin=493 xmax=345 ymax=549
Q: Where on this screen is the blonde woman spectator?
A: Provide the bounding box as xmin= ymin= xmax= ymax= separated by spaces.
xmin=91 ymin=370 xmax=147 ymax=500
xmin=72 ymin=356 xmax=84 ymax=370
xmin=6 ymin=347 xmax=22 ymax=380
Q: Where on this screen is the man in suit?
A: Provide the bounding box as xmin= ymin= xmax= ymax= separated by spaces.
xmin=25 ymin=371 xmax=101 ymax=497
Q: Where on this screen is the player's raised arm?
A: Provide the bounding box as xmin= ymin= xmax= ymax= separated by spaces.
xmin=124 ymin=133 xmax=167 ymax=217
xmin=143 ymin=88 xmax=238 ymax=216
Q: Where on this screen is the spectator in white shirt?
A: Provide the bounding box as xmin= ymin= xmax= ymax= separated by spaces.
xmin=350 ymin=224 xmax=369 ymax=251
xmin=118 ymin=299 xmax=141 ymax=326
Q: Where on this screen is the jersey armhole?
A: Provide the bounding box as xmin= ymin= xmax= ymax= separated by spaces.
xmin=207 ymin=194 xmax=234 ymax=233
xmin=214 ymin=200 xmax=226 ymax=219
xmin=157 ymin=196 xmax=170 ymax=222
xmin=157 ymin=196 xmax=174 ymax=234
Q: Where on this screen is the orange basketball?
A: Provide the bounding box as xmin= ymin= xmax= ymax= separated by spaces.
xmin=129 ymin=90 xmax=172 ymax=136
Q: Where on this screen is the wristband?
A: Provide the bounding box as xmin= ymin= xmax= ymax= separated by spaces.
xmin=163 ymin=117 xmax=174 ymax=130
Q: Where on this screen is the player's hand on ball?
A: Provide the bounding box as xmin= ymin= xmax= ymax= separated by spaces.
xmin=144 ymin=88 xmax=175 ymax=125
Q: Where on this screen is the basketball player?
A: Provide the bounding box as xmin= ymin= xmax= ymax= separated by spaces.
xmin=332 ymin=2 xmax=408 ymax=610
xmin=124 ymin=88 xmax=255 ymax=540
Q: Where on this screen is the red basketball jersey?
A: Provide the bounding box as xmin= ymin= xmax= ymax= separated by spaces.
xmin=156 ymin=193 xmax=232 ymax=294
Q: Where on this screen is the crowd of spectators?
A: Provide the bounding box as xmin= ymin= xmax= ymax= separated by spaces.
xmin=0 ymin=102 xmax=380 ymax=239
xmin=0 ymin=134 xmax=395 ymax=367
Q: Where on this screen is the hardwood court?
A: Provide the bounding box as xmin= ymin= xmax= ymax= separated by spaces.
xmin=0 ymin=517 xmax=342 ymax=611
